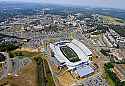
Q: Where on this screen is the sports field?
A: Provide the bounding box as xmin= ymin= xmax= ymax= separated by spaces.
xmin=60 ymin=46 xmax=80 ymax=62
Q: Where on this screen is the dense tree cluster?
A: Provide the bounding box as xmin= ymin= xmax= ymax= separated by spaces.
xmin=0 ymin=53 xmax=6 ymax=62
xmin=109 ymin=25 xmax=125 ymax=37
xmin=0 ymin=43 xmax=19 ymax=52
xmin=34 ymin=57 xmax=48 ymax=86
xmin=104 ymin=63 xmax=125 ymax=86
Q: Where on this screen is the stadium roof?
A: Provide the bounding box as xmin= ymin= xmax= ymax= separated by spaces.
xmin=66 ymin=43 xmax=89 ymax=62
xmin=72 ymin=39 xmax=92 ymax=56
xmin=49 ymin=39 xmax=91 ymax=69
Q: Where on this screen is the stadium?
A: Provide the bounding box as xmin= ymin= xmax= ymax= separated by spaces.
xmin=49 ymin=39 xmax=95 ymax=78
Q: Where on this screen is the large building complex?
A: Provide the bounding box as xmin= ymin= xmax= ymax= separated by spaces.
xmin=49 ymin=39 xmax=95 ymax=78
xmin=113 ymin=64 xmax=125 ymax=82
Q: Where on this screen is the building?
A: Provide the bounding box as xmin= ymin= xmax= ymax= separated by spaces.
xmin=117 ymin=37 xmax=125 ymax=48
xmin=104 ymin=29 xmax=125 ymax=48
xmin=113 ymin=64 xmax=125 ymax=82
xmin=49 ymin=39 xmax=94 ymax=78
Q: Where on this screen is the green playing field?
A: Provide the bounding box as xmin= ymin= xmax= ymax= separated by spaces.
xmin=60 ymin=46 xmax=80 ymax=62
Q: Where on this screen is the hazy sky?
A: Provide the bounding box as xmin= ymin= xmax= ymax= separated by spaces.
xmin=2 ymin=0 xmax=125 ymax=9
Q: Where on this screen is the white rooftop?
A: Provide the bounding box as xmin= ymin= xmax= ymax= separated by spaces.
xmin=50 ymin=39 xmax=92 ymax=69
xmin=75 ymin=65 xmax=94 ymax=77
xmin=72 ymin=39 xmax=92 ymax=56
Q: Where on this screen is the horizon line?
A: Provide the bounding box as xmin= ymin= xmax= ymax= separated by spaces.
xmin=0 ymin=1 xmax=125 ymax=10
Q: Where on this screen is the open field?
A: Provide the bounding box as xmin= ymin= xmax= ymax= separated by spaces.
xmin=0 ymin=61 xmax=37 ymax=86
xmin=0 ymin=50 xmax=55 ymax=86
xmin=102 ymin=16 xmax=125 ymax=25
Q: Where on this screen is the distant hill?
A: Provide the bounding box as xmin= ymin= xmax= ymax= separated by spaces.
xmin=0 ymin=2 xmax=125 ymax=19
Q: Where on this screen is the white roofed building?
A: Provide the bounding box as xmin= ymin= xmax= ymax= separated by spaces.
xmin=49 ymin=39 xmax=95 ymax=78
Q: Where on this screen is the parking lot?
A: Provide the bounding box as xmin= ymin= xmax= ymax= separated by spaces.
xmin=83 ymin=74 xmax=108 ymax=86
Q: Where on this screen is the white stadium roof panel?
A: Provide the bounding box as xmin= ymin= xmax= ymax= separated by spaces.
xmin=72 ymin=39 xmax=92 ymax=56
xmin=50 ymin=44 xmax=69 ymax=63
xmin=67 ymin=43 xmax=89 ymax=62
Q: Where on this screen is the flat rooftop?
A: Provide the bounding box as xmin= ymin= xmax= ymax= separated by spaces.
xmin=113 ymin=64 xmax=125 ymax=82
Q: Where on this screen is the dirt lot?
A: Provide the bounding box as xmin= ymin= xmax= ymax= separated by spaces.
xmin=0 ymin=61 xmax=37 ymax=86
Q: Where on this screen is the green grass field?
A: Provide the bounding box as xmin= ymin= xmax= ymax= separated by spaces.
xmin=102 ymin=16 xmax=125 ymax=25
xmin=60 ymin=46 xmax=80 ymax=62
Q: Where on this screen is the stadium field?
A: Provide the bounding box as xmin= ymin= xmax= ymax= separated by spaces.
xmin=60 ymin=46 xmax=80 ymax=62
